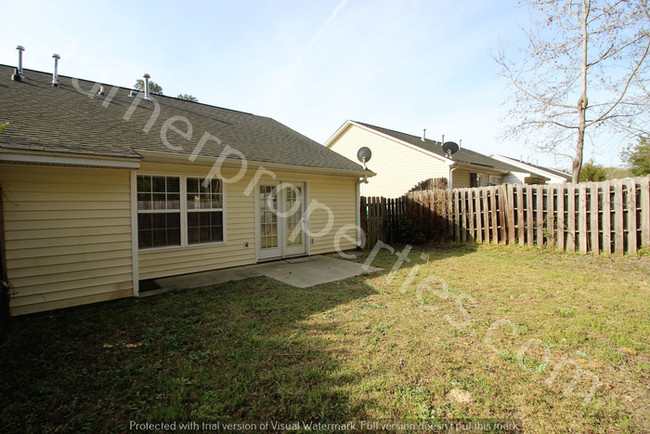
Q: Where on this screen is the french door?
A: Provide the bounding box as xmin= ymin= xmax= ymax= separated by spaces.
xmin=257 ymin=182 xmax=306 ymax=260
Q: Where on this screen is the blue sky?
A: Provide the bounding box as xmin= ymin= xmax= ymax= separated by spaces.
xmin=0 ymin=0 xmax=628 ymax=169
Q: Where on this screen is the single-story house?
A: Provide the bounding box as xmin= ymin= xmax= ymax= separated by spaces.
xmin=0 ymin=64 xmax=372 ymax=315
xmin=324 ymin=120 xmax=551 ymax=197
xmin=489 ymin=154 xmax=572 ymax=184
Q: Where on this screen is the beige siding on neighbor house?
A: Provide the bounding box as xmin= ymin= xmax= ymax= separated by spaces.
xmin=451 ymin=167 xmax=472 ymax=189
xmin=451 ymin=166 xmax=511 ymax=189
xmin=328 ymin=124 xmax=449 ymax=198
xmin=137 ymin=163 xmax=358 ymax=281
xmin=0 ymin=164 xmax=134 ymax=315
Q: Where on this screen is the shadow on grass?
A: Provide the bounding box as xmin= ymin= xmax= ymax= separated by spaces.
xmin=0 ymin=243 xmax=478 ymax=432
xmin=0 ymin=277 xmax=379 ymax=431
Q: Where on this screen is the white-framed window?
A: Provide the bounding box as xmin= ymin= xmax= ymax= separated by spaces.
xmin=186 ymin=177 xmax=224 ymax=244
xmin=137 ymin=175 xmax=181 ymax=249
xmin=136 ymin=174 xmax=225 ymax=250
xmin=489 ymin=175 xmax=502 ymax=186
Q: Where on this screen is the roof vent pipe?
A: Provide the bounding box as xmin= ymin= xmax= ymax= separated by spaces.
xmin=52 ymin=54 xmax=60 ymax=87
xmin=143 ymin=73 xmax=151 ymax=100
xmin=421 ymin=128 xmax=426 ymax=142
xmin=12 ymin=45 xmax=25 ymax=81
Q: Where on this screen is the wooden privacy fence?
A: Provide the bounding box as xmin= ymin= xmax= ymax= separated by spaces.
xmin=360 ymin=189 xmax=452 ymax=246
xmin=361 ymin=176 xmax=650 ymax=255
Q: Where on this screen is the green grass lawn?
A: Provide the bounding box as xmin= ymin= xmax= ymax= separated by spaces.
xmin=1 ymin=244 xmax=648 ymax=432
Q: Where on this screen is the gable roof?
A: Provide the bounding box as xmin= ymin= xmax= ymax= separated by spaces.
xmin=334 ymin=121 xmax=526 ymax=174
xmin=0 ymin=65 xmax=367 ymax=174
xmin=490 ymin=154 xmax=572 ymax=181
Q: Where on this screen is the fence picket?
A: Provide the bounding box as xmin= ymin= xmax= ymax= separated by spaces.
xmin=468 ymin=189 xmax=476 ymax=242
xmin=579 ymin=184 xmax=588 ymax=254
xmin=483 ymin=188 xmax=490 ymax=243
xmin=641 ymin=177 xmax=650 ymax=249
xmin=547 ymin=186 xmax=555 ymax=248
xmin=526 ymin=185 xmax=534 ymax=246
xmin=602 ymin=182 xmax=612 ymax=254
xmin=614 ymin=181 xmax=624 ymax=254
xmin=517 ymin=185 xmax=525 ymax=245
xmin=507 ymin=184 xmax=516 ymax=244
xmin=566 ymin=184 xmax=576 ymax=252
xmin=535 ymin=185 xmax=544 ymax=247
xmin=490 ymin=188 xmax=499 ymax=243
xmin=627 ymin=179 xmax=637 ymax=255
xmin=557 ymin=185 xmax=565 ymax=251
xmin=590 ymin=184 xmax=599 ymax=254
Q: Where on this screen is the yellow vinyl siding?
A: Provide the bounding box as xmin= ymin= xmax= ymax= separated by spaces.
xmin=1 ymin=164 xmax=133 ymax=315
xmin=307 ymin=175 xmax=357 ymax=255
xmin=137 ymin=163 xmax=358 ymax=280
xmin=137 ymin=162 xmax=256 ymax=281
xmin=451 ymin=167 xmax=472 ymax=189
xmin=327 ymin=124 xmax=449 ymax=198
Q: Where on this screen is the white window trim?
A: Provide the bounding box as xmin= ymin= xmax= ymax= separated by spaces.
xmin=135 ymin=172 xmax=227 ymax=253
xmin=186 ymin=177 xmax=225 ymax=246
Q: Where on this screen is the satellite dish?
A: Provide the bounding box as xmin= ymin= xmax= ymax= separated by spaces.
xmin=442 ymin=141 xmax=459 ymax=157
xmin=357 ymin=147 xmax=372 ymax=164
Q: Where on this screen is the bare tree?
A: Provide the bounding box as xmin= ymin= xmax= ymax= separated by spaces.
xmin=495 ymin=0 xmax=650 ymax=182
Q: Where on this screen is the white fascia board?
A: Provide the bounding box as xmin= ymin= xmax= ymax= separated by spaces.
xmin=491 ymin=154 xmax=564 ymax=181
xmin=323 ymin=120 xmax=353 ymax=148
xmin=345 ymin=121 xmax=454 ymax=165
xmin=135 ymin=149 xmax=375 ymax=178
xmin=0 ymin=149 xmax=141 ymax=169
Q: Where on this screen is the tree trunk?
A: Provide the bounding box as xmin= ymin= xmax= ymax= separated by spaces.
xmin=573 ymin=0 xmax=590 ymax=184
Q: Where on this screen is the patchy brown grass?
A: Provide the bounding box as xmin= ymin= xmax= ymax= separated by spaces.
xmin=0 ymin=243 xmax=648 ymax=433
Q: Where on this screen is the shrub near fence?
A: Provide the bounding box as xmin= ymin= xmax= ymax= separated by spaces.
xmin=360 ymin=176 xmax=650 ymax=255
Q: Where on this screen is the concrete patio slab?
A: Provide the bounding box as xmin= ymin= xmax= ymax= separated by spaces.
xmin=256 ymin=255 xmax=381 ymax=288
xmin=153 ymin=255 xmax=381 ymax=291
xmin=154 ymin=266 xmax=263 ymax=291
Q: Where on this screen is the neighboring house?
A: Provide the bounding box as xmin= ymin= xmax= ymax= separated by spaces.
xmin=0 ymin=65 xmax=372 ymax=315
xmin=489 ymin=154 xmax=572 ymax=184
xmin=325 ymin=121 xmax=549 ymax=198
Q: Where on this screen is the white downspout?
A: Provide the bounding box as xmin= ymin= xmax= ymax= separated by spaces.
xmin=448 ymin=163 xmax=459 ymax=190
xmin=356 ymin=175 xmax=369 ymax=248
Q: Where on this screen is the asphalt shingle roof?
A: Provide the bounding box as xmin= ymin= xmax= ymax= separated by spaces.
xmin=0 ymin=65 xmax=366 ymax=173
xmin=355 ymin=121 xmax=526 ymax=174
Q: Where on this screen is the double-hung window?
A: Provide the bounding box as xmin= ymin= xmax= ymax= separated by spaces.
xmin=137 ymin=176 xmax=181 ymax=249
xmin=186 ymin=177 xmax=224 ymax=244
xmin=136 ymin=175 xmax=224 ymax=249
